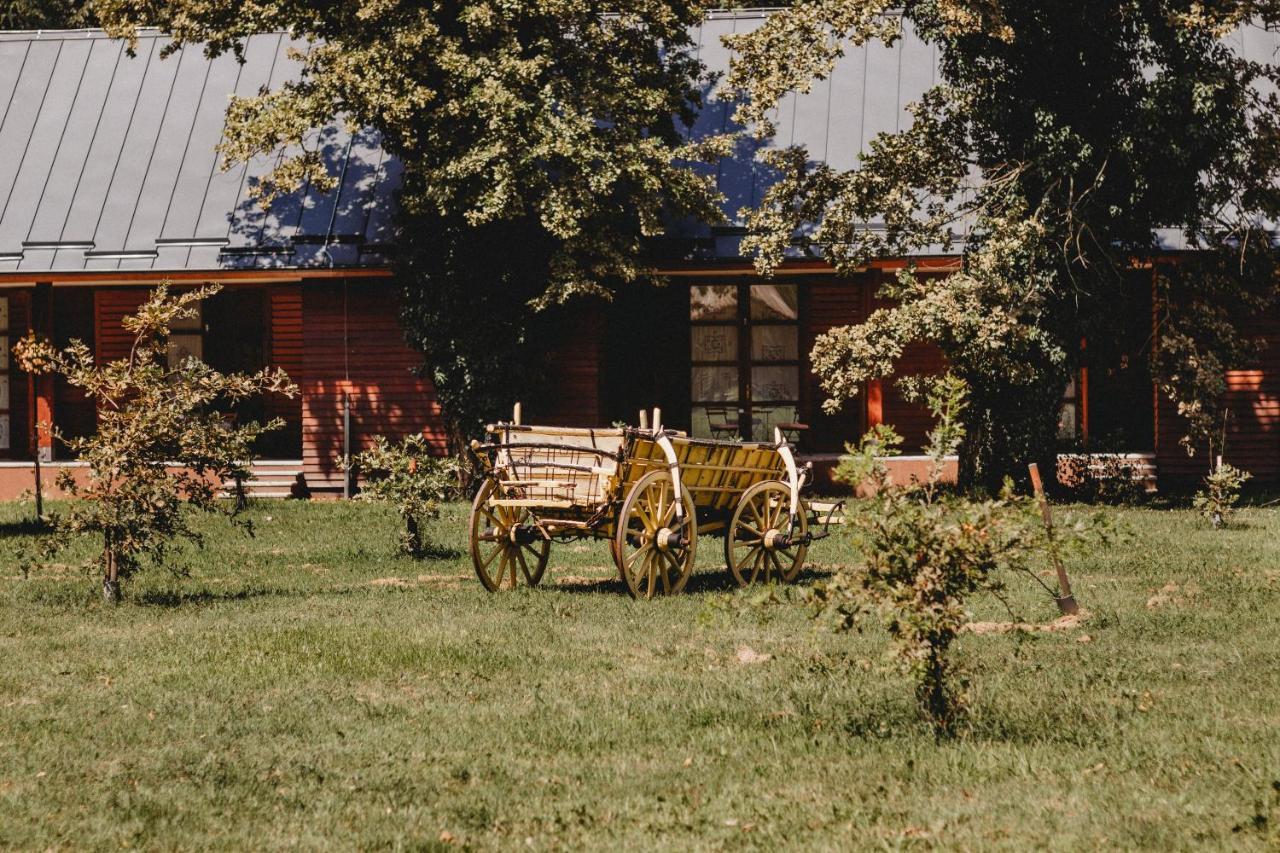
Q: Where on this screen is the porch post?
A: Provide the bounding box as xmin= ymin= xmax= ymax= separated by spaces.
xmin=31 ymin=282 xmax=54 ymax=462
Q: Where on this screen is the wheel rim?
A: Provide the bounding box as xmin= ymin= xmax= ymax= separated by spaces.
xmin=616 ymin=471 xmax=697 ymax=599
xmin=726 ymin=482 xmax=807 ymax=586
xmin=469 ymin=480 xmax=550 ymax=591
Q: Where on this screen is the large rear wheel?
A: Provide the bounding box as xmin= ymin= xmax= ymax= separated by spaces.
xmin=614 ymin=470 xmax=697 ymax=599
xmin=469 ymin=479 xmax=551 ymax=591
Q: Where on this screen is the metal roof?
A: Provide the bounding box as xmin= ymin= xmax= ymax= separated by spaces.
xmin=0 ymin=29 xmax=396 ymax=274
xmin=2 ymin=13 xmax=1275 ymax=273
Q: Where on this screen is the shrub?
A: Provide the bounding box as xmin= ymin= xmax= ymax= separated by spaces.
xmin=1194 ymin=463 xmax=1251 ymax=529
xmin=12 ymin=284 xmax=297 ymax=603
xmin=350 ymin=434 xmax=458 ymax=557
xmin=814 ymin=374 xmax=1103 ymax=737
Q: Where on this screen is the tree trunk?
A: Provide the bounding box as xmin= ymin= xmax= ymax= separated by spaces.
xmin=102 ymin=550 xmax=121 ymax=604
xmin=958 ymin=370 xmax=1065 ymax=495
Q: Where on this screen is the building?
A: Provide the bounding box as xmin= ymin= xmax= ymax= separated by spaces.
xmin=0 ymin=12 xmax=1275 ymax=497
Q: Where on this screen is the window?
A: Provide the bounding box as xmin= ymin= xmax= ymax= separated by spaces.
xmin=690 ymin=283 xmax=801 ymax=441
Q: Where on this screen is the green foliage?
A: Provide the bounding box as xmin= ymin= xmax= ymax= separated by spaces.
xmin=1194 ymin=463 xmax=1252 ymax=529
xmin=0 ymin=0 xmax=96 ymax=29
xmin=726 ymin=1 xmax=1280 ymax=489
xmin=819 ymin=374 xmax=1103 ymax=737
xmin=93 ymin=0 xmax=728 ymax=443
xmin=94 ymin=0 xmax=726 ymax=302
xmin=11 ymin=284 xmax=296 ymax=603
xmin=350 ymin=434 xmax=458 ymax=558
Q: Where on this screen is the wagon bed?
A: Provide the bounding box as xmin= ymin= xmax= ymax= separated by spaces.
xmin=468 ymin=406 xmax=837 ymax=598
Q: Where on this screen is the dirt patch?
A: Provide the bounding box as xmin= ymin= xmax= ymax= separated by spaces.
xmin=734 ymin=645 xmax=772 ymax=665
xmin=965 ymin=611 xmax=1088 ymax=635
xmin=367 ymin=574 xmax=470 ymax=590
xmin=1146 ymin=581 xmax=1201 ymax=609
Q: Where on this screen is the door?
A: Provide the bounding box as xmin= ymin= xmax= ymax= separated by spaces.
xmin=690 ymin=283 xmax=801 ymax=441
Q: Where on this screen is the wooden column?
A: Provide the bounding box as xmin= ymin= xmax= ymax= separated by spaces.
xmin=31 ymin=283 xmax=54 ymax=462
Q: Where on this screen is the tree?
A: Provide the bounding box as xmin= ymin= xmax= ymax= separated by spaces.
xmin=724 ymin=1 xmax=1280 ymax=490
xmin=94 ymin=0 xmax=728 ymax=446
xmin=13 ymin=285 xmax=297 ymax=603
xmin=0 ymin=0 xmax=96 ymax=29
xmin=349 ymin=433 xmax=458 ymax=557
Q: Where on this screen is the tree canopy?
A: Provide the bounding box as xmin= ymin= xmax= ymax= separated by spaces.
xmin=725 ymin=1 xmax=1280 ymax=488
xmin=95 ymin=0 xmax=727 ymax=444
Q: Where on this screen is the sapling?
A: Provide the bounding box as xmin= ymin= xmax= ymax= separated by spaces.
xmin=812 ymin=374 xmax=1104 ymax=737
xmin=1194 ymin=461 xmax=1251 ymax=529
xmin=12 ymin=284 xmax=297 ymax=603
xmin=349 ymin=434 xmax=458 ymax=557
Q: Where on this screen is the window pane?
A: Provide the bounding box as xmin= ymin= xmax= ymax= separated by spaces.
xmin=1058 ymin=402 xmax=1078 ymax=440
xmin=751 ymin=366 xmax=798 ymax=402
xmin=750 ymin=404 xmax=799 ymax=442
xmin=168 ymin=333 xmax=203 ymax=367
xmin=692 ymin=366 xmax=738 ymax=401
xmin=690 ymin=285 xmax=737 ymax=321
xmin=691 ymin=326 xmax=737 ymax=362
xmin=0 ymin=297 xmax=9 ymax=329
xmin=0 ymin=414 xmax=8 ymax=450
xmin=0 ymin=335 xmax=8 ymax=370
xmin=0 ymin=375 xmax=9 ymax=409
xmin=751 ymin=325 xmax=797 ymax=362
xmin=750 ymin=284 xmax=797 ymax=320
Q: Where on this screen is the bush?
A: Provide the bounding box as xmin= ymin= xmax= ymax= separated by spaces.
xmin=814 ymin=375 xmax=1103 ymax=737
xmin=1194 ymin=463 xmax=1251 ymax=529
xmin=349 ymin=434 xmax=458 ymax=557
xmin=12 ymin=284 xmax=296 ymax=603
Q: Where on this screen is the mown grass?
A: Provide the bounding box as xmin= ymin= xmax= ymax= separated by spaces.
xmin=1 ymin=497 xmax=1278 ymax=850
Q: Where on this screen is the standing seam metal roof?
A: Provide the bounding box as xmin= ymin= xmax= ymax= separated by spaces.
xmin=5 ymin=12 xmax=1275 ymax=273
xmin=0 ymin=28 xmax=397 ymax=274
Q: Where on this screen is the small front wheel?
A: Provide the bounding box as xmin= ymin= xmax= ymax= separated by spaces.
xmin=614 ymin=470 xmax=698 ymax=599
xmin=469 ymin=479 xmax=551 ymax=591
xmin=726 ymin=481 xmax=808 ymax=586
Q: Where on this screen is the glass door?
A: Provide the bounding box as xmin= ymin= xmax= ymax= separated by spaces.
xmin=690 ymin=283 xmax=800 ymax=441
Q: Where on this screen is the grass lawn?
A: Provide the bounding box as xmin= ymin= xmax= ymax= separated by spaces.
xmin=1 ymin=496 xmax=1278 ymax=850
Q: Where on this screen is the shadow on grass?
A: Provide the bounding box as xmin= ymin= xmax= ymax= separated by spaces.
xmin=553 ymin=564 xmax=835 ymax=596
xmin=0 ymin=517 xmax=51 ymax=537
xmin=134 ymin=585 xmax=355 ymax=608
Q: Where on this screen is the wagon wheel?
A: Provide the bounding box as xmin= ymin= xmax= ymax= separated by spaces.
xmin=726 ymin=481 xmax=808 ymax=586
xmin=469 ymin=478 xmax=551 ymax=591
xmin=615 ymin=470 xmax=698 ymax=599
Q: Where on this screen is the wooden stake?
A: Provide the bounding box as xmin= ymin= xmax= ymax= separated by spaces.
xmin=1028 ymin=463 xmax=1079 ymax=615
xmin=512 ymin=402 xmax=522 ymax=426
xmin=638 ymin=409 xmax=649 ymax=430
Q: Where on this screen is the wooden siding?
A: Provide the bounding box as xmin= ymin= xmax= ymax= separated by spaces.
xmin=801 ymin=278 xmax=868 ymax=454
xmin=1156 ymin=312 xmax=1280 ymax=484
xmin=532 ymin=300 xmax=604 ymax=427
xmin=300 ymin=280 xmax=446 ymax=491
xmin=266 ymin=286 xmax=304 ymax=451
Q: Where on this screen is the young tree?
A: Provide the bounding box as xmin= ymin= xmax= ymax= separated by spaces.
xmin=815 ymin=375 xmax=1103 ymax=737
xmin=349 ymin=433 xmax=458 ymax=558
xmin=13 ymin=284 xmax=297 ymax=603
xmin=725 ymin=1 xmax=1280 ymax=490
xmin=94 ymin=0 xmax=728 ymax=446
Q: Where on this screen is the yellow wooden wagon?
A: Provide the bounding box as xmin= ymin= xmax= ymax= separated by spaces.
xmin=467 ymin=405 xmax=840 ymax=598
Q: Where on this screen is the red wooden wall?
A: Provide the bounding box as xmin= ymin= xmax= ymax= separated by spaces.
xmin=802 ymin=278 xmax=868 ymax=454
xmin=1156 ymin=312 xmax=1280 ymax=484
xmin=266 ymin=286 xmax=304 ymax=447
xmin=300 ymin=279 xmax=446 ymax=492
xmin=532 ymin=300 xmax=604 ymax=427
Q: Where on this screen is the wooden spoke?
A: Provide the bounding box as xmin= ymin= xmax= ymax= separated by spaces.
xmin=470 ymin=479 xmax=551 ymax=591
xmin=725 ymin=481 xmax=808 ymax=588
xmin=614 ymin=470 xmax=697 ymax=600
